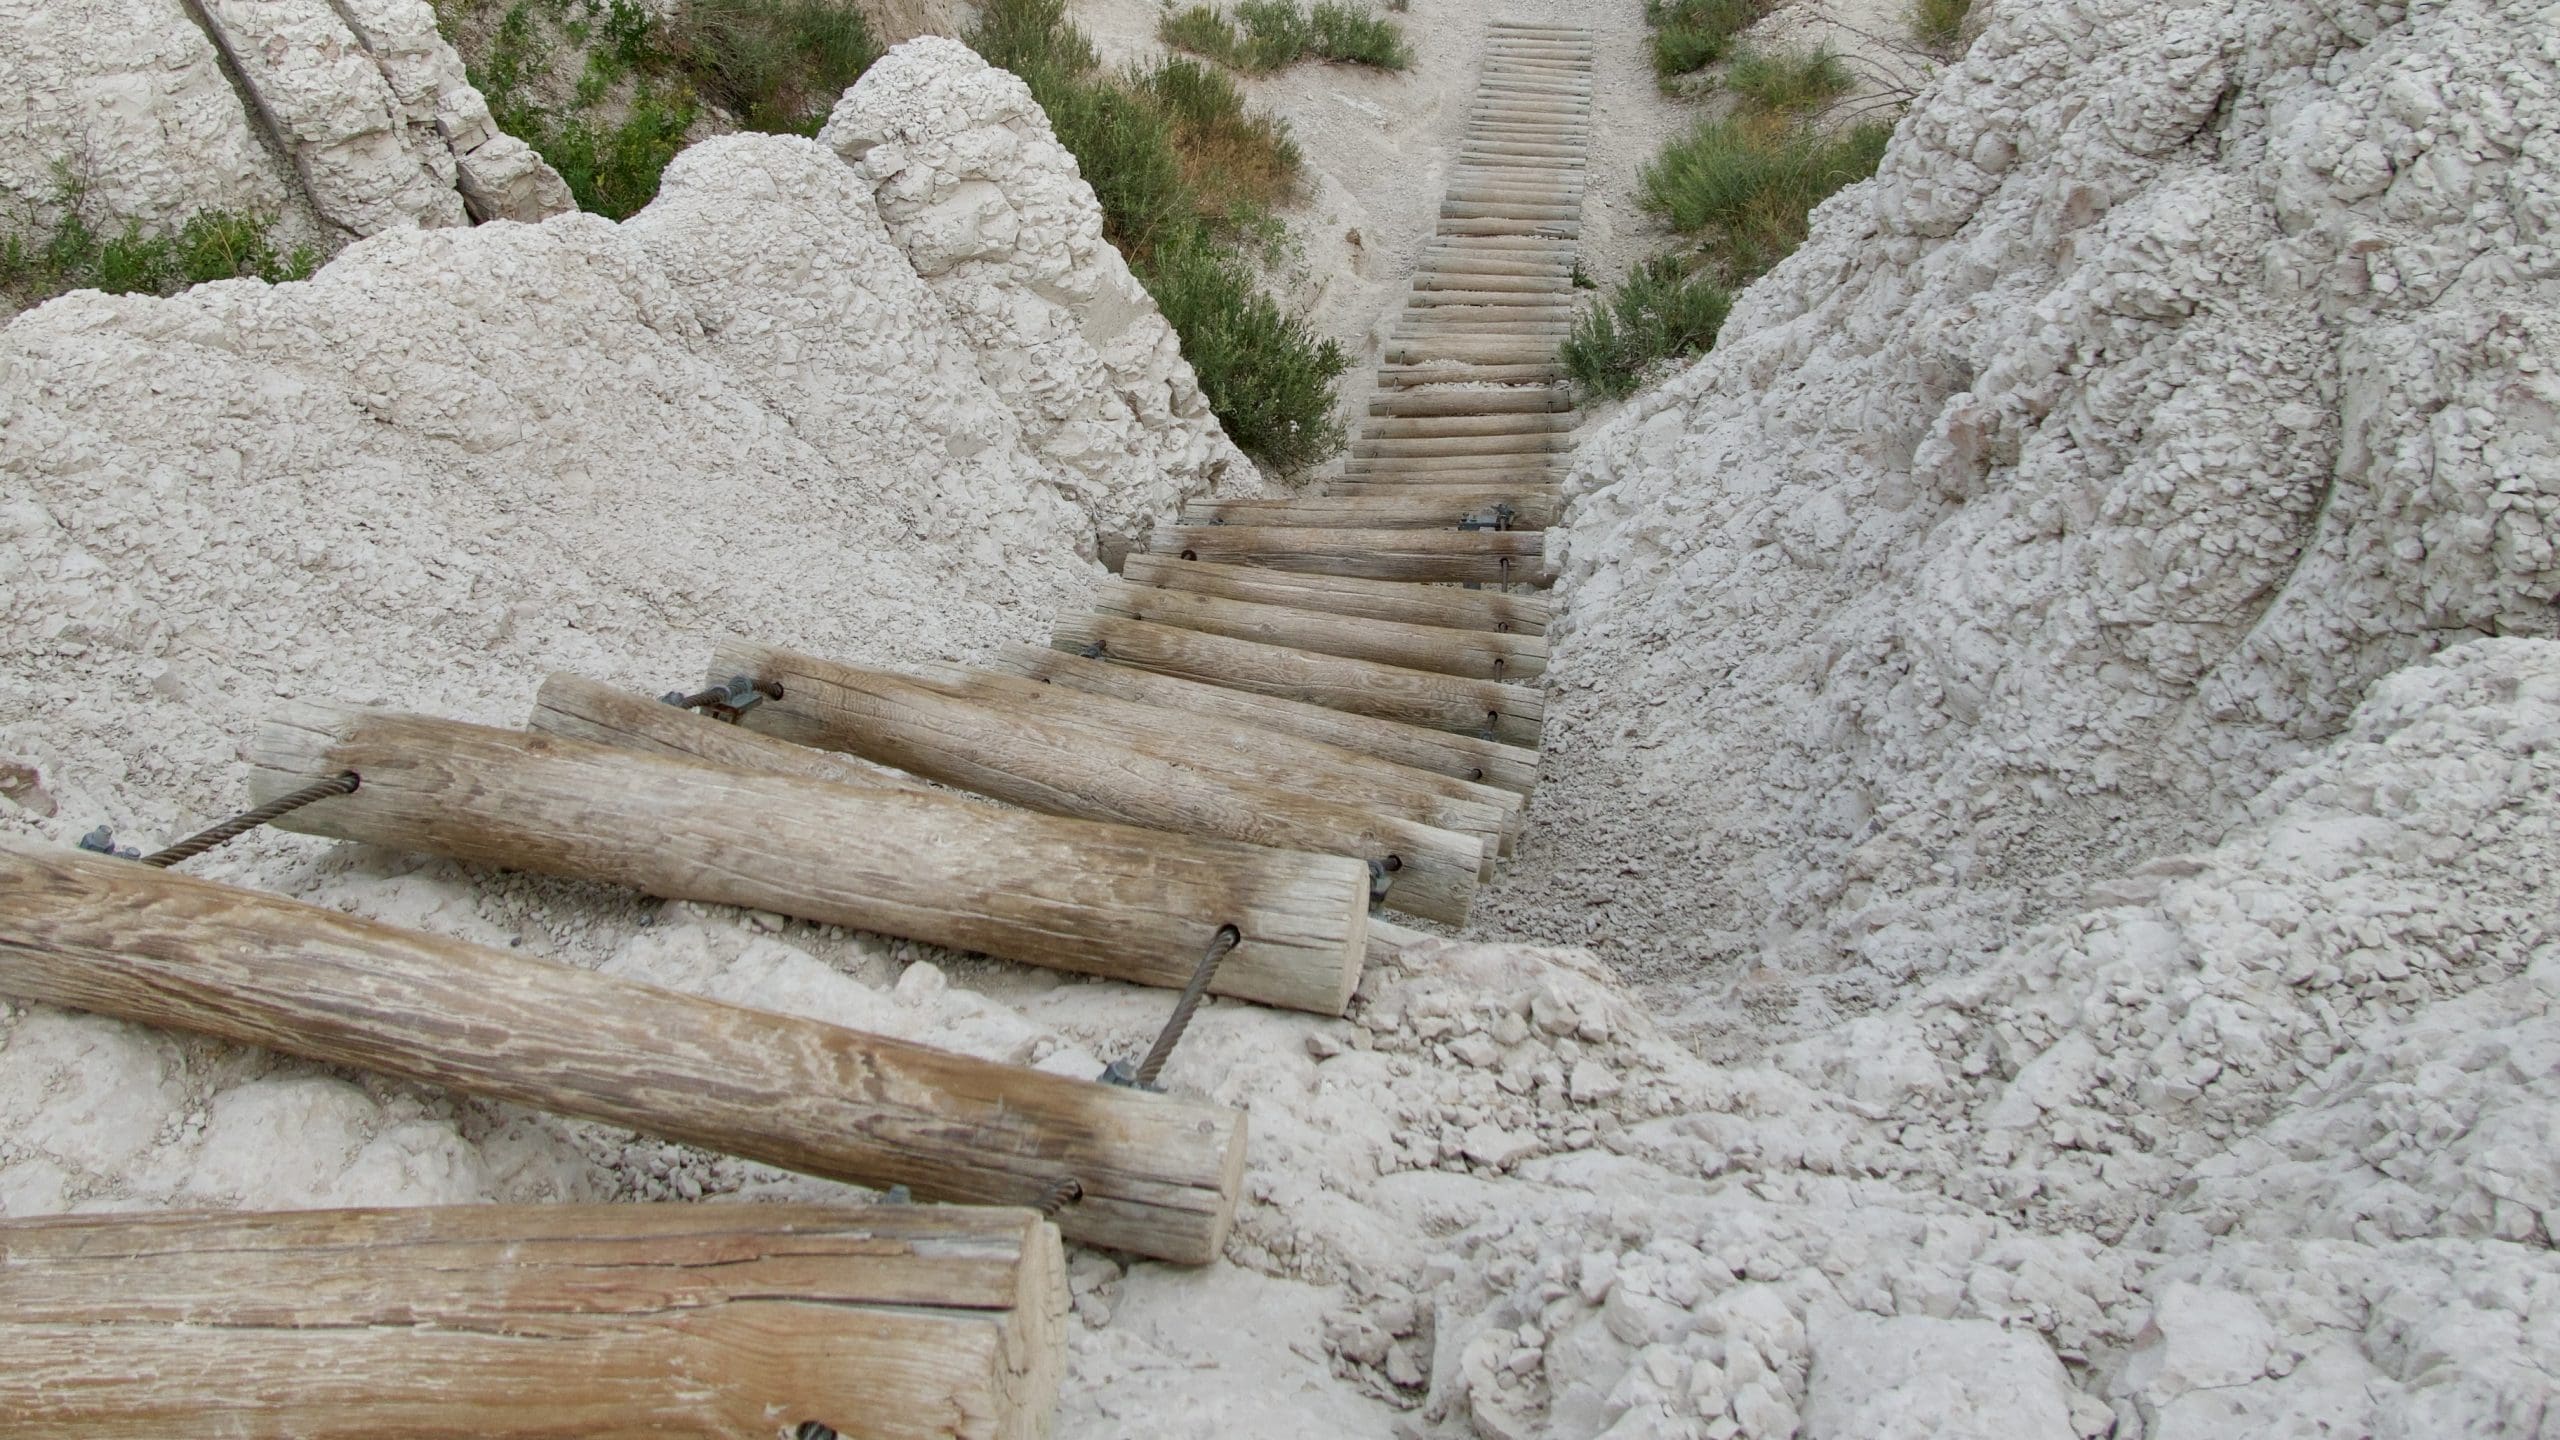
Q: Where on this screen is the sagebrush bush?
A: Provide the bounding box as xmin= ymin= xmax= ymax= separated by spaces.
xmin=1130 ymin=57 xmax=1304 ymax=216
xmin=1640 ymin=116 xmax=1890 ymax=277
xmin=1159 ymin=0 xmax=1410 ymax=72
xmin=1911 ymin=0 xmax=1973 ymax=51
xmin=661 ymin=0 xmax=880 ymax=134
xmin=968 ymin=0 xmax=1347 ymax=470
xmin=1724 ymin=46 xmax=1851 ymax=116
xmin=538 ymin=87 xmax=697 ymax=218
xmin=1560 ymin=255 xmax=1733 ymax=398
xmin=1645 ymin=0 xmax=1776 ymax=81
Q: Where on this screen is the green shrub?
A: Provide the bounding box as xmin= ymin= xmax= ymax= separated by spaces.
xmin=1161 ymin=0 xmax=1410 ymax=72
xmin=1560 ymin=255 xmax=1733 ymax=398
xmin=968 ymin=0 xmax=1347 ymax=470
xmin=1307 ymin=3 xmax=1411 ymax=68
xmin=1 ymin=187 xmax=316 ymax=312
xmin=1724 ymin=46 xmax=1851 ymax=116
xmin=661 ymin=0 xmax=880 ymax=134
xmin=540 ymin=88 xmax=698 ymax=218
xmin=1640 ymin=115 xmax=1889 ymax=278
xmin=1129 ymin=57 xmax=1304 ymax=215
xmin=1646 ymin=0 xmax=1776 ymax=81
xmin=1158 ymin=5 xmax=1245 ymax=65
xmin=1147 ymin=230 xmax=1348 ymax=471
xmin=1912 ymin=0 xmax=1972 ymax=50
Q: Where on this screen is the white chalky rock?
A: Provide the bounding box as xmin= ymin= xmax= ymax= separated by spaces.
xmin=331 ymin=0 xmax=573 ymax=222
xmin=194 ymin=0 xmax=468 ymax=236
xmin=1514 ymin=0 xmax=2560 ymax=998
xmin=821 ymin=38 xmax=1257 ymax=552
xmin=1803 ymin=1313 xmax=2075 ymax=1440
xmin=0 ymin=0 xmax=296 ymax=234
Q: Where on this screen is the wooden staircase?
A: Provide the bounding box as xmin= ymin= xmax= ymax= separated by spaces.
xmin=0 ymin=26 xmax=1597 ymax=1436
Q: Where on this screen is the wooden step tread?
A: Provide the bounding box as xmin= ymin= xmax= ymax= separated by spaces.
xmin=1052 ymin=614 xmax=1545 ymax=748
xmin=1120 ymin=554 xmax=1553 ymax=637
xmin=1084 ymin=577 xmax=1549 ymax=682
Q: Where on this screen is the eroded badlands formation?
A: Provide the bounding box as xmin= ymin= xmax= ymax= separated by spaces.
xmin=1 ymin=3 xmax=2555 ymax=1438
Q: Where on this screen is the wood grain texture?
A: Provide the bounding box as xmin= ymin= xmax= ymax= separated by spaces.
xmin=990 ymin=645 xmax=1542 ymax=796
xmin=1086 ymin=577 xmax=1549 ymax=681
xmin=1050 ymin=613 xmax=1546 ymax=747
xmin=1361 ymin=411 xmax=1573 ymax=436
xmin=0 ymin=841 xmax=1245 ymax=1262
xmin=0 ymin=1204 xmax=1064 ymax=1440
xmin=1386 ymin=337 xmax=1570 ymax=366
xmin=1378 ymin=364 xmax=1565 ymax=387
xmin=711 ymin=642 xmax=1485 ymax=927
xmin=1368 ymin=386 xmax=1574 ymax=416
xmin=1150 ymin=523 xmax=1556 ymax=587
xmin=1179 ymin=490 xmax=1561 ymax=530
xmin=528 ymin=672 xmax=935 ymax=795
xmin=1120 ymin=554 xmax=1554 ymax=637
xmin=1352 ymin=433 xmax=1572 ymax=458
xmin=250 ymin=706 xmax=1362 ymax=1016
xmin=905 ymin=662 xmax=1522 ymax=857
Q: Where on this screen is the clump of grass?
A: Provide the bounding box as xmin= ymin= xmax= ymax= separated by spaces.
xmin=1724 ymin=45 xmax=1851 ymax=116
xmin=537 ymin=87 xmax=698 ymax=217
xmin=1 ymin=179 xmax=317 ymax=312
xmin=1306 ymin=2 xmax=1412 ymax=68
xmin=1640 ymin=115 xmax=1890 ymax=277
xmin=970 ymin=0 xmax=1347 ymax=469
xmin=1159 ymin=0 xmax=1411 ymax=72
xmin=1911 ymin=0 xmax=1972 ymax=51
xmin=1645 ymin=0 xmax=1777 ymax=84
xmin=1560 ymin=255 xmax=1733 ymax=398
xmin=658 ymin=0 xmax=881 ymax=134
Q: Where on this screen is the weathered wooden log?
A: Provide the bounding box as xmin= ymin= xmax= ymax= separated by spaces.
xmin=1369 ymin=385 xmax=1574 ymax=415
xmin=1424 ymin=234 xmax=1577 ymax=252
xmin=1442 ymin=202 xmax=1582 ymax=223
xmin=1121 ymin=554 xmax=1553 ymax=636
xmin=711 ymin=642 xmax=1489 ymax=926
xmin=907 ymin=662 xmax=1522 ymax=855
xmin=1180 ymin=490 xmax=1561 ymax=530
xmin=1364 ymin=411 xmax=1575 ymax=436
xmin=1387 ymin=337 xmax=1568 ymax=366
xmin=1087 ymin=576 xmax=1549 ymax=681
xmin=1152 ymin=523 xmax=1555 ymax=587
xmin=252 ymin=705 xmax=1365 ymax=1015
xmin=1342 ymin=457 xmax=1570 ymax=481
xmin=1406 ymin=285 xmax=1575 ymax=306
xmin=993 ymin=645 xmax=1541 ymax=794
xmin=0 ymin=840 xmax=1246 ymax=1262
xmin=1052 ymin=614 xmax=1546 ymax=746
xmin=1395 ymin=313 xmax=1574 ymax=331
xmin=1355 ymin=433 xmax=1573 ymax=458
xmin=528 ymin=671 xmax=934 ymax=794
xmin=1378 ymin=364 xmax=1567 ymax=387
xmin=1410 ymin=272 xmax=1571 ymax=293
xmin=0 ymin=1204 xmax=1065 ymax=1440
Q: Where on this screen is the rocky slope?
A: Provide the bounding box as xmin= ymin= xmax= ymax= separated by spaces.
xmin=0 ymin=0 xmax=568 ymax=250
xmin=0 ymin=4 xmax=2555 ymax=1439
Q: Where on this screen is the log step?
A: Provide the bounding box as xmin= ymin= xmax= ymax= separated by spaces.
xmin=1121 ymin=553 xmax=1553 ymax=636
xmin=1151 ymin=524 xmax=1556 ymax=587
xmin=1368 ymin=386 xmax=1575 ymax=415
xmin=0 ymin=837 xmax=1247 ymax=1262
xmin=1363 ymin=411 xmax=1577 ymax=437
xmin=257 ymin=703 xmax=1365 ymax=1014
xmin=1183 ymin=490 xmax=1561 ymax=530
xmin=1084 ymin=576 xmax=1550 ymax=681
xmin=908 ymin=661 xmax=1522 ymax=857
xmin=0 ymin=1204 xmax=1068 ymax=1440
xmin=1053 ymin=614 xmax=1546 ymax=748
xmin=714 ymin=643 xmax=1486 ymax=926
xmin=994 ymin=644 xmax=1542 ymax=794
